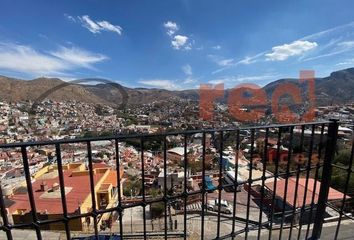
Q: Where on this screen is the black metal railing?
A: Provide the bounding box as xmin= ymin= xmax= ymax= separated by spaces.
xmin=0 ymin=120 xmax=353 ymax=239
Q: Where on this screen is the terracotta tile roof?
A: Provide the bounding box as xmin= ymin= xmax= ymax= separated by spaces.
xmin=8 ymin=165 xmax=107 ymax=215
xmin=265 ymin=177 xmax=349 ymax=208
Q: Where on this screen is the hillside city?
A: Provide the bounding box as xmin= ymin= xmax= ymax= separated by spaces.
xmin=0 ymin=98 xmax=353 ymax=238
xmin=2 ymin=1 xmax=354 ymax=239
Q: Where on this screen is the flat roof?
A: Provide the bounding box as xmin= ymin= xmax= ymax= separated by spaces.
xmin=225 ymin=170 xmax=244 ymax=182
xmin=7 ymin=164 xmax=107 ymax=214
xmin=265 ymin=177 xmax=349 ymax=208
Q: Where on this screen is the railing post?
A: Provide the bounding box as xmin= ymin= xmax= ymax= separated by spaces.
xmin=311 ymin=119 xmax=339 ymax=239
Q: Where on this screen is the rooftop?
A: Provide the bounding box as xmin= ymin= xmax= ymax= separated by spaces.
xmin=7 ymin=163 xmax=109 ymax=214
xmin=265 ymin=177 xmax=350 ymax=208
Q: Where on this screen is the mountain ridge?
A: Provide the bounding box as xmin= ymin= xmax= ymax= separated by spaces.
xmin=0 ymin=67 xmax=354 ymax=107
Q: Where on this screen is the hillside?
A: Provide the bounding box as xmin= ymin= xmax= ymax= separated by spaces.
xmin=262 ymin=67 xmax=354 ymax=105
xmin=0 ymin=76 xmax=110 ymax=105
xmin=0 ymin=67 xmax=354 ymax=107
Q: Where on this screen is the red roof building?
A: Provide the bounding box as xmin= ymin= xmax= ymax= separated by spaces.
xmin=265 ymin=177 xmax=349 ymax=209
xmin=5 ymin=162 xmax=123 ymax=231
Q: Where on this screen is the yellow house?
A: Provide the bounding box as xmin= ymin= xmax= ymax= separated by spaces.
xmin=5 ymin=162 xmax=124 ymax=232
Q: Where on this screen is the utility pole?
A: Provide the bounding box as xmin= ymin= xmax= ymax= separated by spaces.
xmin=168 ymin=201 xmax=173 ymax=230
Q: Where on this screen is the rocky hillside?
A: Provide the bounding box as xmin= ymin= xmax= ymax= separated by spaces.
xmin=0 ymin=67 xmax=354 ymax=107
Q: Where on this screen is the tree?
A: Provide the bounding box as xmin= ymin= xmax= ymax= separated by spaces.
xmin=123 ymin=178 xmax=142 ymax=197
xmin=83 ymin=131 xmax=97 ymax=137
xmin=149 ymin=188 xmax=161 ymax=198
xmin=321 ymin=149 xmax=354 ymax=210
xmin=150 ymin=202 xmax=165 ymax=219
xmin=189 ymin=161 xmax=203 ymax=174
xmin=334 ymin=149 xmax=352 ymax=166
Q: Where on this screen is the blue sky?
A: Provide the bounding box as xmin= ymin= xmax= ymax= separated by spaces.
xmin=1 ymin=0 xmax=354 ymax=89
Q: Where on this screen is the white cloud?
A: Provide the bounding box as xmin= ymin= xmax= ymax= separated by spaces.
xmin=337 ymin=41 xmax=354 ymax=49
xmin=183 ymin=77 xmax=196 ymax=84
xmin=237 ymin=52 xmax=267 ymax=65
xmin=139 ymin=77 xmax=196 ymax=90
xmin=291 ymin=22 xmax=354 ymax=62
xmin=211 ymin=67 xmax=229 ymax=75
xmin=164 ymin=21 xmax=179 ymax=36
xmin=336 ymin=58 xmax=354 ymax=66
xmin=0 ymin=42 xmax=67 ymax=76
xmin=211 ymin=40 xmax=317 ymax=74
xmin=67 ymin=15 xmax=123 ymax=36
xmin=208 ymin=55 xmax=234 ymax=67
xmin=171 ymin=35 xmax=190 ymax=50
xmin=213 ymin=45 xmax=221 ymax=50
xmin=301 ymin=21 xmax=354 ymax=41
xmin=265 ymin=40 xmax=318 ymax=61
xmin=208 ymin=74 xmax=278 ymax=87
xmin=302 ymin=49 xmax=346 ymax=62
xmin=184 ymin=44 xmax=192 ymax=50
xmin=182 ymin=64 xmax=192 ymax=75
xmin=208 ymin=79 xmax=225 ymax=85
xmin=302 ymin=40 xmax=354 ymax=62
xmin=97 ymin=20 xmax=123 ymax=35
xmin=78 ymin=15 xmax=102 ymax=33
xmin=218 ymin=58 xmax=234 ymax=66
xmin=210 ymin=21 xmax=354 ymax=75
xmin=163 ymin=21 xmax=192 ymax=50
xmin=233 ymin=74 xmax=277 ymax=82
xmin=64 ymin=13 xmax=76 ymax=22
xmin=50 ymin=46 xmax=108 ymax=69
xmin=139 ymin=79 xmax=179 ymax=90
xmin=0 ymin=41 xmax=108 ymax=77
